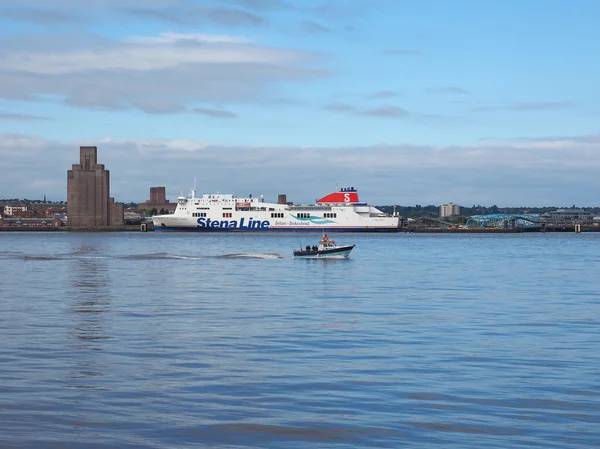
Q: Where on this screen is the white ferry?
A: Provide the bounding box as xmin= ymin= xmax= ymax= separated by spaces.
xmin=152 ymin=185 xmax=400 ymax=232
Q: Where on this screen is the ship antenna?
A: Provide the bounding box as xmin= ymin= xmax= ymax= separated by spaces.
xmin=192 ymin=177 xmax=197 ymax=199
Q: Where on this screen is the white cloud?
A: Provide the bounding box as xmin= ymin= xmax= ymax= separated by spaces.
xmin=1 ymin=133 xmax=600 ymax=206
xmin=127 ymin=32 xmax=250 ymax=45
xmin=0 ymin=32 xmax=310 ymax=74
xmin=0 ymin=31 xmax=324 ymax=110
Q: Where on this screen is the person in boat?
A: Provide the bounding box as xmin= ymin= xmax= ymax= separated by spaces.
xmin=312 ymin=245 xmax=318 ymax=251
xmin=306 ymin=245 xmax=310 ymax=251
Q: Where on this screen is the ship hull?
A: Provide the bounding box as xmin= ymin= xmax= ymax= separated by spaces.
xmin=154 ymin=225 xmax=398 ymax=232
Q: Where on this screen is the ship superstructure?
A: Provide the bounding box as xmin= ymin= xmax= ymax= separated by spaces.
xmin=152 ymin=186 xmax=399 ymax=232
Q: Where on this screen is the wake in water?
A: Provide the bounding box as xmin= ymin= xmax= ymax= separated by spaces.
xmin=218 ymin=253 xmax=284 ymax=259
xmin=22 ymin=255 xmax=62 ymax=261
xmin=69 ymin=248 xmax=94 ymax=256
xmin=121 ymin=252 xmax=205 ymax=260
xmin=117 ymin=252 xmax=283 ymax=260
xmin=5 ymin=251 xmax=284 ymax=261
xmin=0 ymin=251 xmax=24 ymax=260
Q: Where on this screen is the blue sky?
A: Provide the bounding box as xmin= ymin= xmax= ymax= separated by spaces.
xmin=1 ymin=0 xmax=599 ymax=206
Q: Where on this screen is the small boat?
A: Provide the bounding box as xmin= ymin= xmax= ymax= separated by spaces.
xmin=293 ymin=234 xmax=355 ymax=259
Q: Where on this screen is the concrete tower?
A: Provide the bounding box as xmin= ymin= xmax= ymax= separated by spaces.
xmin=67 ymin=146 xmax=113 ymax=227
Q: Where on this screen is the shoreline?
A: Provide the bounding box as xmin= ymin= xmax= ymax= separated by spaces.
xmin=1 ymin=225 xmax=599 ymax=233
xmin=407 ymin=225 xmax=600 ymax=233
xmin=0 ymin=225 xmax=146 ymax=232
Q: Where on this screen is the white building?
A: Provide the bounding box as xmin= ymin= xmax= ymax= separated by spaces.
xmin=440 ymin=202 xmax=460 ymax=217
xmin=3 ymin=206 xmax=28 ymax=216
xmin=542 ymin=208 xmax=593 ymax=223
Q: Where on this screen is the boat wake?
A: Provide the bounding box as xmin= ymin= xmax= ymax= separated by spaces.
xmin=0 ymin=251 xmax=24 ymax=259
xmin=5 ymin=251 xmax=283 ymax=261
xmin=121 ymin=253 xmax=204 ymax=260
xmin=22 ymin=255 xmax=62 ymax=261
xmin=0 ymin=252 xmax=73 ymax=261
xmin=219 ymin=253 xmax=284 ymax=259
xmin=69 ymin=248 xmax=94 ymax=256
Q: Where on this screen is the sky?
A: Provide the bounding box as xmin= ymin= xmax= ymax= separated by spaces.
xmin=1 ymin=0 xmax=599 ymax=207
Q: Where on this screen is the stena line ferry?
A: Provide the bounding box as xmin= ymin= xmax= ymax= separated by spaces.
xmin=152 ymin=185 xmax=400 ymax=232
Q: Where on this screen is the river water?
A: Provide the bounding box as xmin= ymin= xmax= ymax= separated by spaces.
xmin=1 ymin=231 xmax=599 ymax=448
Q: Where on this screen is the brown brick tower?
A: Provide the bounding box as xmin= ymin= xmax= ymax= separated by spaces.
xmin=139 ymin=186 xmax=176 ymax=213
xmin=67 ymin=146 xmax=112 ymax=227
xmin=149 ymin=186 xmax=167 ymax=204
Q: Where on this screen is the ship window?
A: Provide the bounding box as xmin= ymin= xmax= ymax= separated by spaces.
xmin=223 ymin=212 xmax=232 ymax=218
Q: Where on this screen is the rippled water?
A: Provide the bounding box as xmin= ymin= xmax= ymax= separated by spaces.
xmin=1 ymin=231 xmax=599 ymax=448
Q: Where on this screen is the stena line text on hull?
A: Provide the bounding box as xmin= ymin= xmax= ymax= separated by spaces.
xmin=197 ymin=217 xmax=270 ymax=229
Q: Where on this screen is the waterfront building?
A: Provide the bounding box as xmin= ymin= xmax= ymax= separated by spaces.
xmin=3 ymin=205 xmax=28 ymax=216
xmin=541 ymin=208 xmax=593 ymax=223
xmin=67 ymin=146 xmax=123 ymax=227
xmin=139 ymin=186 xmax=177 ymax=213
xmin=440 ymin=202 xmax=461 ymax=217
xmin=0 ymin=216 xmax=64 ymax=228
xmin=44 ymin=208 xmax=67 ymax=218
